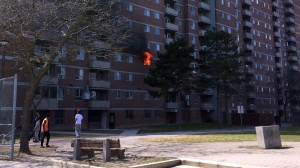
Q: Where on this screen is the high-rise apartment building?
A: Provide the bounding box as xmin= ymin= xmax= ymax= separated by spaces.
xmin=1 ymin=0 xmax=299 ymax=129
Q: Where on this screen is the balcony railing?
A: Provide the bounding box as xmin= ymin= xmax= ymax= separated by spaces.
xmin=244 ymin=32 xmax=253 ymax=39
xmin=33 ymin=98 xmax=57 ymax=109
xmin=288 ymin=56 xmax=297 ymax=62
xmin=273 ymin=11 xmax=279 ymax=18
xmin=198 ymin=2 xmax=210 ymax=11
xmin=165 ymin=102 xmax=178 ymax=109
xmin=165 ymin=22 xmax=179 ymax=31
xmin=243 ymin=21 xmax=252 ymax=28
xmin=90 ymin=60 xmax=111 ymax=69
xmin=89 ymin=80 xmax=110 ymax=88
xmin=242 ymin=9 xmax=252 ymax=17
xmin=165 ymin=37 xmax=174 ymax=44
xmin=241 ymin=0 xmax=252 ymax=6
xmin=200 ymin=103 xmax=213 ymax=110
xmin=284 ymin=0 xmax=294 ymax=6
xmin=89 ymin=100 xmax=110 ymax=108
xmin=40 ymin=75 xmax=58 ymax=84
xmin=272 ymin=2 xmax=279 ymax=8
xmin=164 ymin=7 xmax=179 ymax=16
xmin=198 ymin=15 xmax=211 ymax=24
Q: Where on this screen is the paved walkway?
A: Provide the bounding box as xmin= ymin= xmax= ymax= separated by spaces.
xmin=3 ymin=127 xmax=300 ymax=168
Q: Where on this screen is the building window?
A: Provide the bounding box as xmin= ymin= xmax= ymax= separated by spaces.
xmin=114 ymin=72 xmax=121 ymax=80
xmin=75 ymin=88 xmax=83 ymax=100
xmin=58 ymin=87 xmax=64 ymax=99
xmin=114 ymin=53 xmax=122 ymax=62
xmin=75 ymin=69 xmax=84 ymax=80
xmin=227 ymin=14 xmax=231 ymax=20
xmin=154 ymin=11 xmax=160 ymax=19
xmin=126 ymin=91 xmax=133 ymax=99
xmin=55 ymin=111 xmax=64 ymax=124
xmin=144 ymin=9 xmax=150 ymax=16
xmin=126 ymin=73 xmax=133 ymax=81
xmin=57 ymin=66 xmax=66 ymax=79
xmin=76 ymin=48 xmax=84 ymax=60
xmin=155 ymin=43 xmax=160 ymax=51
xmin=191 ymin=35 xmax=196 ymax=44
xmin=146 ymin=41 xmax=151 ymax=49
xmin=127 ymin=4 xmax=133 ymax=11
xmin=144 ymin=25 xmax=150 ymax=32
xmin=113 ymin=90 xmax=121 ymax=99
xmin=144 ymin=92 xmax=150 ymax=100
xmin=191 ymin=7 xmax=196 ymax=15
xmin=154 ymin=110 xmax=163 ymax=118
xmin=154 ymin=27 xmax=160 ymax=35
xmin=60 ymin=45 xmax=67 ymax=58
xmin=191 ymin=21 xmax=196 ymax=29
xmin=126 ymin=110 xmax=134 ymax=119
xmin=127 ymin=55 xmax=133 ymax=63
xmin=144 ymin=110 xmax=151 ymax=118
xmin=154 ymin=0 xmax=160 ymax=3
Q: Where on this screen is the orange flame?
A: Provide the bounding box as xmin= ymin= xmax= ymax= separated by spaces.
xmin=144 ymin=51 xmax=152 ymax=66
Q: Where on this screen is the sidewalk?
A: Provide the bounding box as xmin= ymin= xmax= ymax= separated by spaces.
xmin=10 ymin=128 xmax=300 ymax=168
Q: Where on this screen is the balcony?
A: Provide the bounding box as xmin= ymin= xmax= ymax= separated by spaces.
xmin=164 ymin=7 xmax=179 ymax=16
xmin=198 ymin=2 xmax=210 ymax=11
xmin=165 ymin=22 xmax=179 ymax=31
xmin=202 ymin=89 xmax=213 ymax=95
xmin=241 ymin=0 xmax=252 ymax=6
xmin=276 ymin=63 xmax=283 ymax=68
xmin=89 ymin=80 xmax=110 ymax=89
xmin=275 ymin=52 xmax=281 ymax=58
xmin=165 ymin=37 xmax=174 ymax=44
xmin=166 ymin=102 xmax=178 ymax=109
xmin=92 ymin=41 xmax=111 ymax=50
xmin=244 ymin=44 xmax=254 ymax=51
xmin=199 ymin=30 xmax=207 ymax=36
xmin=288 ymin=55 xmax=297 ymax=62
xmin=290 ymin=65 xmax=298 ymax=71
xmin=90 ymin=60 xmax=111 ymax=70
xmin=198 ymin=15 xmax=211 ymax=24
xmin=89 ymin=100 xmax=110 ymax=108
xmin=287 ymin=36 xmax=296 ymax=42
xmin=33 ymin=98 xmax=57 ymax=109
xmin=274 ymin=42 xmax=281 ymax=48
xmin=286 ymin=27 xmax=295 ymax=33
xmin=273 ymin=21 xmax=280 ymax=28
xmin=40 ymin=75 xmax=58 ymax=84
xmin=243 ymin=21 xmax=252 ymax=28
xmin=287 ymin=46 xmax=297 ymax=51
xmin=245 ymin=56 xmax=253 ymax=62
xmin=248 ymin=93 xmax=256 ymax=98
xmin=243 ymin=32 xmax=253 ymax=39
xmin=247 ymin=68 xmax=255 ymax=74
xmin=272 ymin=2 xmax=279 ymax=8
xmin=274 ymin=31 xmax=280 ymax=37
xmin=284 ymin=0 xmax=294 ymax=6
xmin=200 ymin=103 xmax=213 ymax=110
xmin=285 ymin=8 xmax=294 ymax=15
xmin=273 ymin=11 xmax=279 ymax=18
xmin=286 ymin=17 xmax=295 ymax=24
xmin=242 ymin=9 xmax=252 ymax=17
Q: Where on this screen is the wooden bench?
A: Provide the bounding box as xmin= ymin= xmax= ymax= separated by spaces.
xmin=71 ymin=138 xmax=125 ymax=162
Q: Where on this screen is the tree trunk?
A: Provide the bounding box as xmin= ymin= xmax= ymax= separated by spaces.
xmin=217 ymin=86 xmax=223 ymax=128
xmin=224 ymin=93 xmax=229 ymax=125
xmin=19 ymin=82 xmax=38 ymax=154
xmin=177 ymin=92 xmax=182 ymax=131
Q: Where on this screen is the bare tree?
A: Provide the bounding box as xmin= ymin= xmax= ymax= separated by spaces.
xmin=0 ymin=0 xmax=131 ymax=154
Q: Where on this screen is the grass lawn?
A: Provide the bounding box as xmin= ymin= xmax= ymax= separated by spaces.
xmin=143 ymin=127 xmax=300 ymax=143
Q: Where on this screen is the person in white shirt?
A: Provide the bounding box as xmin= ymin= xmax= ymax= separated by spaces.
xmin=75 ymin=109 xmax=83 ymax=138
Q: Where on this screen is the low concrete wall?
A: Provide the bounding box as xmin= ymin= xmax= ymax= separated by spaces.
xmin=255 ymin=125 xmax=282 ymax=149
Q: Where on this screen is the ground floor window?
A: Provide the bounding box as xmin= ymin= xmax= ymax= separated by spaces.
xmin=55 ymin=110 xmax=65 ymax=124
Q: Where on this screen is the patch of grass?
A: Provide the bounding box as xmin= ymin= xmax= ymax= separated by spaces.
xmin=143 ymin=131 xmax=300 ymax=143
xmin=137 ymin=123 xmax=219 ymax=134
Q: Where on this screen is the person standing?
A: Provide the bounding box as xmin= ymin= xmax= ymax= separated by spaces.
xmin=75 ymin=109 xmax=83 ymax=138
xmin=41 ymin=113 xmax=50 ymax=148
xmin=33 ymin=112 xmax=41 ymax=142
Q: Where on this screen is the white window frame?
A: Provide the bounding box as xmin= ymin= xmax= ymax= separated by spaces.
xmin=76 ymin=69 xmax=84 ymax=80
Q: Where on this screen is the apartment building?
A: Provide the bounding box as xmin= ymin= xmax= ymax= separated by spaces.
xmin=1 ymin=0 xmax=299 ymax=129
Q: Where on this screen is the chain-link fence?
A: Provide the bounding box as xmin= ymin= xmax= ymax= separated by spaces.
xmin=0 ymin=75 xmax=17 ymax=160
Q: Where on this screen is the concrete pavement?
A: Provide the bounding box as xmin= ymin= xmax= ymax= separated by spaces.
xmin=2 ymin=127 xmax=300 ymax=168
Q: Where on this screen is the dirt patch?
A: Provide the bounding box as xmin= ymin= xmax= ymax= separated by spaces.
xmin=13 ymin=145 xmax=171 ymax=168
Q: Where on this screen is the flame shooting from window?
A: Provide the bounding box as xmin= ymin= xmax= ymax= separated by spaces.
xmin=143 ymin=51 xmax=153 ymax=66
